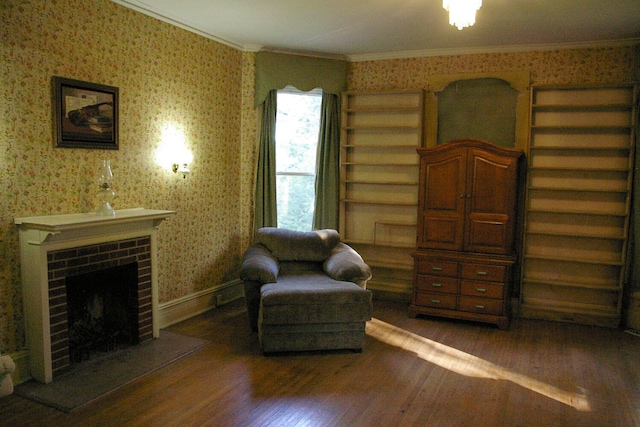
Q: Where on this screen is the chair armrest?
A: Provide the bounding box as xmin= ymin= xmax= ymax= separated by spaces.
xmin=239 ymin=243 xmax=279 ymax=284
xmin=323 ymin=243 xmax=372 ymax=287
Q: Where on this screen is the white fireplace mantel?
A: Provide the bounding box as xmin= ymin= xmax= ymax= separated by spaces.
xmin=15 ymin=208 xmax=176 ymax=245
xmin=14 ymin=208 xmax=175 ymax=383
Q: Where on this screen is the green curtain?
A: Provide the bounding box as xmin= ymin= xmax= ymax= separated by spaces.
xmin=254 ymin=90 xmax=278 ymax=234
xmin=254 ymin=51 xmax=348 ymax=106
xmin=312 ymin=93 xmax=341 ymax=230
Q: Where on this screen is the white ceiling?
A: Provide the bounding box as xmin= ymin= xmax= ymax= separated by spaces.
xmin=112 ymin=0 xmax=640 ymax=61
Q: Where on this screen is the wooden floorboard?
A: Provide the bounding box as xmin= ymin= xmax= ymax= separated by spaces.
xmin=1 ymin=298 xmax=639 ymax=426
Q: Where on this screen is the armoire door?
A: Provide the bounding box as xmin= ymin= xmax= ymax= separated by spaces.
xmin=464 ymin=147 xmax=519 ymax=255
xmin=417 ymin=147 xmax=466 ymax=251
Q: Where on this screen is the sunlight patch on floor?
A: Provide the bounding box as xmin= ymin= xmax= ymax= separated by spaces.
xmin=366 ymin=318 xmax=591 ymax=411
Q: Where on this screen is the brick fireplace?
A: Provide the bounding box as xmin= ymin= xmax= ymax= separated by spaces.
xmin=48 ymin=237 xmax=152 ymax=377
xmin=15 ymin=209 xmax=175 ymax=383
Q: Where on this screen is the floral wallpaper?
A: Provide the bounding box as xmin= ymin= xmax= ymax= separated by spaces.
xmin=348 ymin=47 xmax=636 ymax=91
xmin=0 ymin=0 xmax=636 ymax=357
xmin=0 ymin=0 xmax=254 ymax=354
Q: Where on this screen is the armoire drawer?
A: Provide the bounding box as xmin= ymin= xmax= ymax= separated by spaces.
xmin=414 ymin=292 xmax=457 ymax=310
xmin=460 ymin=280 xmax=504 ymax=299
xmin=460 ymin=263 xmax=506 ymax=282
xmin=416 ymin=275 xmax=459 ymax=294
xmin=458 ymin=296 xmax=503 ymax=315
xmin=416 ymin=259 xmax=458 ymax=277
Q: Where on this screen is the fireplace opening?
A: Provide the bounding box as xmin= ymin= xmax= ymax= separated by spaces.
xmin=65 ymin=262 xmax=139 ymax=363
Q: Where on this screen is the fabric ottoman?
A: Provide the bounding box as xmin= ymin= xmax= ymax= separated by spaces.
xmin=258 ymin=272 xmax=372 ymax=353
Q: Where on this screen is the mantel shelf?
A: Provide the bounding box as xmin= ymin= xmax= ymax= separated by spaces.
xmin=15 ymin=208 xmax=176 ymax=232
xmin=15 ymin=208 xmax=176 ymax=245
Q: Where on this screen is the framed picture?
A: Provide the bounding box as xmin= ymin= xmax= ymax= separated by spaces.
xmin=53 ymin=76 xmax=119 ymax=149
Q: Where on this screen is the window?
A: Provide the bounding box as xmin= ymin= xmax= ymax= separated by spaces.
xmin=275 ymin=88 xmax=322 ymax=231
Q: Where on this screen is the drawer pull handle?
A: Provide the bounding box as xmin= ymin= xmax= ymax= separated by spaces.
xmin=431 ymin=283 xmax=443 ymax=288
xmin=476 ymin=288 xmax=487 ymax=293
xmin=476 ymin=271 xmax=488 ymax=276
xmin=475 ymin=305 xmax=486 ymax=310
xmin=431 ymin=299 xmax=441 ymax=304
xmin=431 ymin=266 xmax=443 ymax=271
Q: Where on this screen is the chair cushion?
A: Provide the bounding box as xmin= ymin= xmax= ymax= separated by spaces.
xmin=256 ymin=228 xmax=340 ymax=262
xmin=259 ymin=272 xmax=372 ymax=325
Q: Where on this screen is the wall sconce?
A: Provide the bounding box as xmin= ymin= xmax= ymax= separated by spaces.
xmin=156 ymin=123 xmax=193 ymax=179
xmin=172 ymin=162 xmax=190 ymax=178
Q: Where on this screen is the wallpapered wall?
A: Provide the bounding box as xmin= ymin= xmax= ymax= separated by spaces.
xmin=0 ymin=0 xmax=636 ymax=357
xmin=0 ymin=0 xmax=257 ymax=354
xmin=347 ymin=47 xmax=636 ymax=90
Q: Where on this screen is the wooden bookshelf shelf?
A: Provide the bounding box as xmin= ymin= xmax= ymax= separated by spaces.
xmin=520 ymin=84 xmax=637 ymax=328
xmin=340 ymin=89 xmax=425 ymax=297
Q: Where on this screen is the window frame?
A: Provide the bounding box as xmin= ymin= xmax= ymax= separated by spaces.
xmin=274 ymin=87 xmax=323 ymax=231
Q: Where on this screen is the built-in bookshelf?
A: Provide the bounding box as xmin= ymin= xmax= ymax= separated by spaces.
xmin=339 ymin=89 xmax=425 ymax=299
xmin=520 ymin=84 xmax=637 ymax=327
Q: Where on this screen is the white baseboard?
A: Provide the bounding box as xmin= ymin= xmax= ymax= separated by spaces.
xmin=157 ymin=279 xmax=244 ymax=328
xmin=5 ymin=350 xmax=30 ymax=386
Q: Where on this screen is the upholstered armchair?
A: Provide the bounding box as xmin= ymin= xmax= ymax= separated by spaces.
xmin=239 ymin=228 xmax=372 ymax=353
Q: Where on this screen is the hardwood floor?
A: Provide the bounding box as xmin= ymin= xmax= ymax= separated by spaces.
xmin=2 ymin=298 xmax=640 ymax=426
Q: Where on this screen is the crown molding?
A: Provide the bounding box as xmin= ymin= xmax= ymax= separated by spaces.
xmin=258 ymin=47 xmax=348 ymax=61
xmin=110 ymin=0 xmax=246 ymax=51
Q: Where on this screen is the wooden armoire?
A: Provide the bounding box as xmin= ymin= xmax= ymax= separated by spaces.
xmin=408 ymin=139 xmax=523 ymax=329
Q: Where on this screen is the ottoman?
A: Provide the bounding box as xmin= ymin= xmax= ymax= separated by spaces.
xmin=258 ymin=273 xmax=373 ymax=353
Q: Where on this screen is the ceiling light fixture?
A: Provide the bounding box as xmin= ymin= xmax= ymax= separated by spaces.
xmin=443 ymin=0 xmax=482 ymax=30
